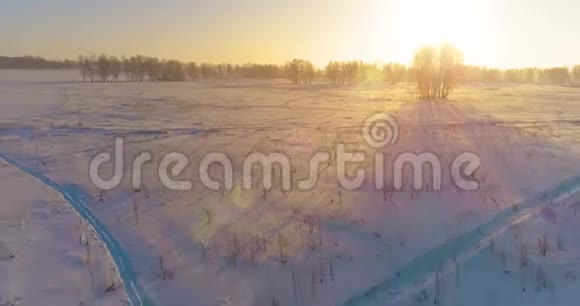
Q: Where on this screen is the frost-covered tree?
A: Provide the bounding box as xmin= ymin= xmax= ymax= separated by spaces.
xmin=96 ymin=54 xmax=111 ymax=82
xmin=383 ymin=63 xmax=407 ymax=84
xmin=540 ymin=67 xmax=569 ymax=84
xmin=573 ymin=65 xmax=580 ymax=81
xmin=109 ymin=56 xmax=121 ymax=82
xmin=161 ymin=60 xmax=186 ymax=81
xmin=78 ymin=55 xmax=91 ymax=82
xmin=285 ymin=59 xmax=315 ymax=84
xmin=412 ymin=44 xmax=463 ymax=99
xmin=186 ymin=62 xmax=199 ymax=80
xmin=144 ymin=57 xmax=162 ymax=81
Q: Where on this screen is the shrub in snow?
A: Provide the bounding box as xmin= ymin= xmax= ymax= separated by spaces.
xmin=0 ymin=241 xmax=14 ymax=260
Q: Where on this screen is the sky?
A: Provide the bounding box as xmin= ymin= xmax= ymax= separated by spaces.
xmin=1 ymin=0 xmax=579 ymax=68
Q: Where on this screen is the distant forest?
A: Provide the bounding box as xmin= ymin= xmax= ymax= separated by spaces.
xmin=0 ymin=56 xmax=76 ymax=69
xmin=1 ymin=54 xmax=580 ymax=86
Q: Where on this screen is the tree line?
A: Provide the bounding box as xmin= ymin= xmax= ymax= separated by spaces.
xmin=408 ymin=44 xmax=580 ymax=99
xmin=461 ymin=66 xmax=576 ymax=84
xmin=74 ymin=53 xmax=580 ymax=87
xmin=0 ymin=56 xmax=76 ymax=69
xmin=77 ymin=54 xmax=314 ymax=83
xmin=2 ymin=54 xmax=578 ymax=86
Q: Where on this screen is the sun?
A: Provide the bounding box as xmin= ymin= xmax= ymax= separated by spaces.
xmin=369 ymin=0 xmax=481 ymax=63
xmin=402 ymin=0 xmax=477 ymax=46
xmin=326 ymin=0 xmax=484 ymax=65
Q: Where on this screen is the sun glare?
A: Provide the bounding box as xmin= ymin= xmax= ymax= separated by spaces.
xmin=367 ymin=0 xmax=482 ymax=64
xmin=405 ymin=0 xmax=477 ymax=45
xmin=352 ymin=0 xmax=483 ymax=65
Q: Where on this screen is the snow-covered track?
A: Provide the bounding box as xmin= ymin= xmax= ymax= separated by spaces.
xmin=0 ymin=153 xmax=154 ymax=306
xmin=343 ymin=175 xmax=580 ymax=306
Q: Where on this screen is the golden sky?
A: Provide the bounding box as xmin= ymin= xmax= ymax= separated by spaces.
xmin=1 ymin=0 xmax=579 ymax=68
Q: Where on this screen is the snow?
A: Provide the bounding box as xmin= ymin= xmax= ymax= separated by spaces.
xmin=0 ymin=157 xmax=127 ymax=305
xmin=1 ymin=70 xmax=580 ymax=305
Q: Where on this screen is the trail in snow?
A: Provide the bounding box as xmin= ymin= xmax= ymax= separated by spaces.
xmin=342 ymin=175 xmax=580 ymax=306
xmin=0 ymin=153 xmax=153 ymax=306
xmin=342 ymin=100 xmax=580 ymax=306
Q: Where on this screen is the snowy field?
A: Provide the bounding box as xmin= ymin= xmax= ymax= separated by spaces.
xmin=1 ymin=70 xmax=580 ymax=306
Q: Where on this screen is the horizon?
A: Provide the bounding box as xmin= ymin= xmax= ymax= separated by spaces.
xmin=2 ymin=0 xmax=580 ymax=69
xmin=2 ymin=53 xmax=580 ymax=71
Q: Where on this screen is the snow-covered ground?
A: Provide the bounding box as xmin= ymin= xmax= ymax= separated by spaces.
xmin=0 ymin=157 xmax=127 ymax=305
xmin=1 ymin=70 xmax=580 ymax=306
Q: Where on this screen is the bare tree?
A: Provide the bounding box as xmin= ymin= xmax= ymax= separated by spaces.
xmin=143 ymin=57 xmax=162 ymax=81
xmin=78 ymin=56 xmax=90 ymax=82
xmin=573 ymin=65 xmax=580 ymax=82
xmin=325 ymin=61 xmax=342 ymax=85
xmin=96 ymin=54 xmax=111 ymax=82
xmin=285 ymin=59 xmax=316 ymax=84
xmin=186 ymin=62 xmax=199 ymax=80
xmin=540 ymin=67 xmax=569 ymax=84
xmin=161 ymin=60 xmax=186 ymax=81
xmin=412 ymin=44 xmax=463 ymax=99
xmin=87 ymin=55 xmax=97 ymax=82
xmin=383 ymin=63 xmax=407 ymax=84
xmin=109 ymin=56 xmax=121 ymax=82
xmin=121 ymin=56 xmax=133 ymax=81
